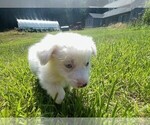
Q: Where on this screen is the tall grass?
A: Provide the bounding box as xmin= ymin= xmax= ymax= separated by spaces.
xmin=0 ymin=28 xmax=150 ymax=117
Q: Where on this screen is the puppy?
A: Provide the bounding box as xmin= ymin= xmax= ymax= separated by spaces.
xmin=28 ymin=33 xmax=96 ymax=104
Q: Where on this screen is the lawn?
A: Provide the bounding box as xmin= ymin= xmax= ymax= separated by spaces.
xmin=0 ymin=28 xmax=150 ymax=117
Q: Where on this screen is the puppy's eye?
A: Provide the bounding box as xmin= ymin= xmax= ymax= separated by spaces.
xmin=86 ymin=62 xmax=89 ymax=66
xmin=65 ymin=64 xmax=73 ymax=69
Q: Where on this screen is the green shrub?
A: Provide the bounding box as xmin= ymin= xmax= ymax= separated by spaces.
xmin=142 ymin=2 xmax=150 ymax=24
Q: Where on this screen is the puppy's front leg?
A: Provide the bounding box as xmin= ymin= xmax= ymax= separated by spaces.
xmin=46 ymin=84 xmax=65 ymax=104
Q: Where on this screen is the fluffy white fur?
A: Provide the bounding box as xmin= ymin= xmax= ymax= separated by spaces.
xmin=28 ymin=32 xmax=96 ymax=104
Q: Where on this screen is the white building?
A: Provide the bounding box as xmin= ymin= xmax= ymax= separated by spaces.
xmin=17 ymin=19 xmax=60 ymax=31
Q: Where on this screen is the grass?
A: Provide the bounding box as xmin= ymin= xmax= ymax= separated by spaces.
xmin=0 ymin=28 xmax=150 ymax=117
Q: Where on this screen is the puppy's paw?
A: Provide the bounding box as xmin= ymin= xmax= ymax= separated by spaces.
xmin=54 ymin=89 xmax=65 ymax=104
xmin=45 ymin=84 xmax=65 ymax=104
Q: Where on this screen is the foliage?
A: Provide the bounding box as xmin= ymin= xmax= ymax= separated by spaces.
xmin=142 ymin=1 xmax=150 ymax=24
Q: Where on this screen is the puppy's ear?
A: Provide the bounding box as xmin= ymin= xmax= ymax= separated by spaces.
xmin=91 ymin=42 xmax=97 ymax=56
xmin=90 ymin=38 xmax=97 ymax=56
xmin=37 ymin=45 xmax=57 ymax=65
xmin=36 ymin=34 xmax=58 ymax=65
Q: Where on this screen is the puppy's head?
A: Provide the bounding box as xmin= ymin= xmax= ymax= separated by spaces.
xmin=37 ymin=33 xmax=96 ymax=88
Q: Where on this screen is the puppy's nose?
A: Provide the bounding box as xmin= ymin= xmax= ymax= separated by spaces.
xmin=81 ymin=83 xmax=87 ymax=87
xmin=77 ymin=81 xmax=87 ymax=88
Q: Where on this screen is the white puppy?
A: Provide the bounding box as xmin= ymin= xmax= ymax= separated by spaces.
xmin=28 ymin=33 xmax=96 ymax=104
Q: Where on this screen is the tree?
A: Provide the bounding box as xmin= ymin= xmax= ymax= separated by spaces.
xmin=142 ymin=1 xmax=150 ymax=24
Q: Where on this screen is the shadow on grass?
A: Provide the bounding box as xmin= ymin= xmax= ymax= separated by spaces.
xmin=33 ymin=79 xmax=94 ymax=117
